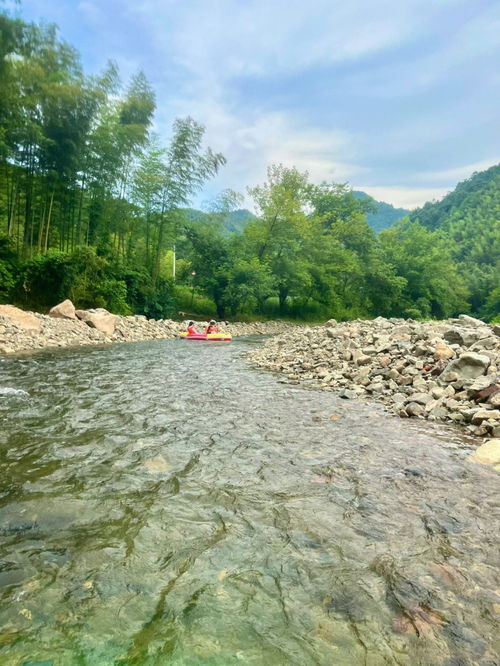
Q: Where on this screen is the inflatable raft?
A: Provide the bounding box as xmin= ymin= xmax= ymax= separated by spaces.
xmin=179 ymin=332 xmax=232 ymax=342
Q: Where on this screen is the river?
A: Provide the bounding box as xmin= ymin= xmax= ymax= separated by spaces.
xmin=0 ymin=338 xmax=498 ymax=665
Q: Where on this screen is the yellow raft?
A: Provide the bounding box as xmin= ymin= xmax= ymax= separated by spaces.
xmin=179 ymin=332 xmax=232 ymax=341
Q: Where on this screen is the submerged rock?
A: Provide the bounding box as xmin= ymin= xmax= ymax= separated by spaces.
xmin=142 ymin=455 xmax=170 ymax=473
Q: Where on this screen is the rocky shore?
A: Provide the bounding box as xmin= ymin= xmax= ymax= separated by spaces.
xmin=0 ymin=301 xmax=291 ymax=355
xmin=248 ymin=315 xmax=500 ymax=441
xmin=2 ymin=302 xmax=500 ymax=450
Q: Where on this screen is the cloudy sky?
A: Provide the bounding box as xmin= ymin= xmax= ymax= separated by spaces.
xmin=8 ymin=0 xmax=500 ymax=209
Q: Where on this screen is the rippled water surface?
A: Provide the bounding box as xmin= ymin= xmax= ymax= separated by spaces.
xmin=0 ymin=338 xmax=499 ymax=666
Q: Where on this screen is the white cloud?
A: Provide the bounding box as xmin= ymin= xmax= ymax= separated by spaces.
xmin=357 ymin=185 xmax=450 ymax=209
xmin=133 ymin=0 xmax=467 ymax=82
xmin=16 ymin=0 xmax=499 ymax=209
xmin=414 ymin=159 xmax=499 ymax=185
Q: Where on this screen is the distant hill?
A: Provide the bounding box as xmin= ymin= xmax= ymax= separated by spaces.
xmin=183 ymin=208 xmax=256 ymax=235
xmin=185 ymin=195 xmax=408 ymax=236
xmin=403 ymin=163 xmax=500 ymax=318
xmin=408 ymin=163 xmax=500 ymax=230
xmin=352 ymin=191 xmax=409 ymax=232
xmin=222 ymin=209 xmax=256 ymax=234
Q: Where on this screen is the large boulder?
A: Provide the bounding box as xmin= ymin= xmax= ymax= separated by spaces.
xmin=443 ymin=327 xmax=492 ymax=347
xmin=0 ymin=305 xmax=41 ymax=333
xmin=75 ymin=309 xmax=117 ymax=335
xmin=458 ymin=314 xmax=487 ymax=326
xmin=440 ymin=353 xmax=490 ymax=383
xmin=49 ymin=299 xmax=76 ymax=320
xmin=468 ymin=439 xmax=500 ymax=468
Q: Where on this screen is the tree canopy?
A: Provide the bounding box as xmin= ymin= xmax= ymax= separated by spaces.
xmin=0 ymin=7 xmax=498 ymax=322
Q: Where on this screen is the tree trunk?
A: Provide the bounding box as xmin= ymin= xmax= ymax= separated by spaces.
xmin=278 ymin=285 xmax=288 ymax=313
xmin=44 ymin=190 xmax=55 ymax=252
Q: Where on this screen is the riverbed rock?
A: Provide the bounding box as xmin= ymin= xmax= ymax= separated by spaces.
xmin=440 ymin=353 xmax=491 ymax=383
xmin=407 ymin=392 xmax=433 ymax=405
xmin=406 ymin=402 xmax=424 ymax=417
xmin=458 ymin=314 xmax=488 ymax=327
xmin=49 ymin=299 xmax=76 ymax=320
xmin=247 ymin=316 xmax=499 ymax=438
xmin=76 ymin=309 xmax=117 ymax=335
xmin=433 ymin=341 xmax=455 ymax=361
xmin=143 ymin=455 xmax=170 ymax=473
xmin=468 ymin=439 xmax=500 ymax=468
xmin=443 ymin=327 xmax=491 ymax=347
xmin=470 ymin=409 xmax=500 ymax=425
xmin=0 ymin=305 xmax=41 ymax=333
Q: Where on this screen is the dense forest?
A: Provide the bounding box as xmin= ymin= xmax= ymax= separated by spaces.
xmin=0 ymin=8 xmax=498 ymax=322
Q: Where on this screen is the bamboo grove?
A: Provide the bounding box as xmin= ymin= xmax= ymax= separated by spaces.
xmin=0 ymin=8 xmax=498 ymax=322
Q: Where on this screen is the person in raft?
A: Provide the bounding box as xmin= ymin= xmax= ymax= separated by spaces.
xmin=205 ymin=319 xmax=219 ymax=334
xmin=186 ymin=320 xmax=199 ymax=335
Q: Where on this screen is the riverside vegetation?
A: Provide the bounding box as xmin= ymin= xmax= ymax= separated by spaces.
xmin=0 ymin=8 xmax=499 ymax=324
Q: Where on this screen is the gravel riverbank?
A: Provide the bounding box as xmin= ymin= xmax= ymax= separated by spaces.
xmin=0 ymin=301 xmax=291 ymax=355
xmin=248 ymin=315 xmax=500 ymax=440
xmin=2 ymin=302 xmax=500 ymax=444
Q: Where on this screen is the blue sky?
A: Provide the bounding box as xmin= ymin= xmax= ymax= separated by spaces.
xmin=8 ymin=0 xmax=500 ymax=209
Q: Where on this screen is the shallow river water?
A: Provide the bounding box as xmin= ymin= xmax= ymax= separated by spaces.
xmin=0 ymin=338 xmax=498 ymax=666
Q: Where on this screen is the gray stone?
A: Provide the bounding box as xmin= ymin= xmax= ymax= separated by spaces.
xmin=406 ymin=402 xmax=424 ymax=417
xmin=443 ymin=327 xmax=485 ymax=347
xmin=354 ymin=352 xmax=371 ymax=366
xmin=75 ymin=310 xmax=118 ymax=335
xmin=471 ymin=409 xmax=500 ymax=425
xmin=428 ymin=406 xmax=449 ymax=420
xmin=458 ymin=314 xmax=486 ymax=326
xmin=407 ymin=392 xmax=433 ymax=405
xmin=489 ymin=392 xmax=500 ymax=407
xmin=440 ymin=353 xmax=490 ymax=383
xmin=339 ymin=389 xmax=357 ymax=400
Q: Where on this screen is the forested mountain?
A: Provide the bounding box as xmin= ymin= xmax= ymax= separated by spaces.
xmin=404 ymin=165 xmax=500 ymax=318
xmin=185 ymin=208 xmax=256 ymax=234
xmin=408 ymin=165 xmax=500 ymax=230
xmin=353 ymin=191 xmax=409 ymax=232
xmin=0 ymin=6 xmax=498 ymax=322
xmin=189 ymin=195 xmax=408 ymax=236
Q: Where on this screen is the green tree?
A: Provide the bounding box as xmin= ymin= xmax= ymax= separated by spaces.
xmin=379 ymin=220 xmax=469 ymax=318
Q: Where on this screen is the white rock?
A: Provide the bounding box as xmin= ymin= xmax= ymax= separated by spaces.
xmin=49 ymin=299 xmax=76 ymax=320
xmin=468 ymin=439 xmax=500 ymax=467
xmin=0 ymin=305 xmax=41 ymax=333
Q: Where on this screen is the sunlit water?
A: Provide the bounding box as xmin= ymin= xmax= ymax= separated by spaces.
xmin=0 ymin=338 xmax=498 ymax=666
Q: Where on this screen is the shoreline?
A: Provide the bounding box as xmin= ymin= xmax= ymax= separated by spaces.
xmin=2 ymin=302 xmax=500 ymax=454
xmin=247 ymin=315 xmax=500 ymax=444
xmin=0 ymin=302 xmax=293 ymax=356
